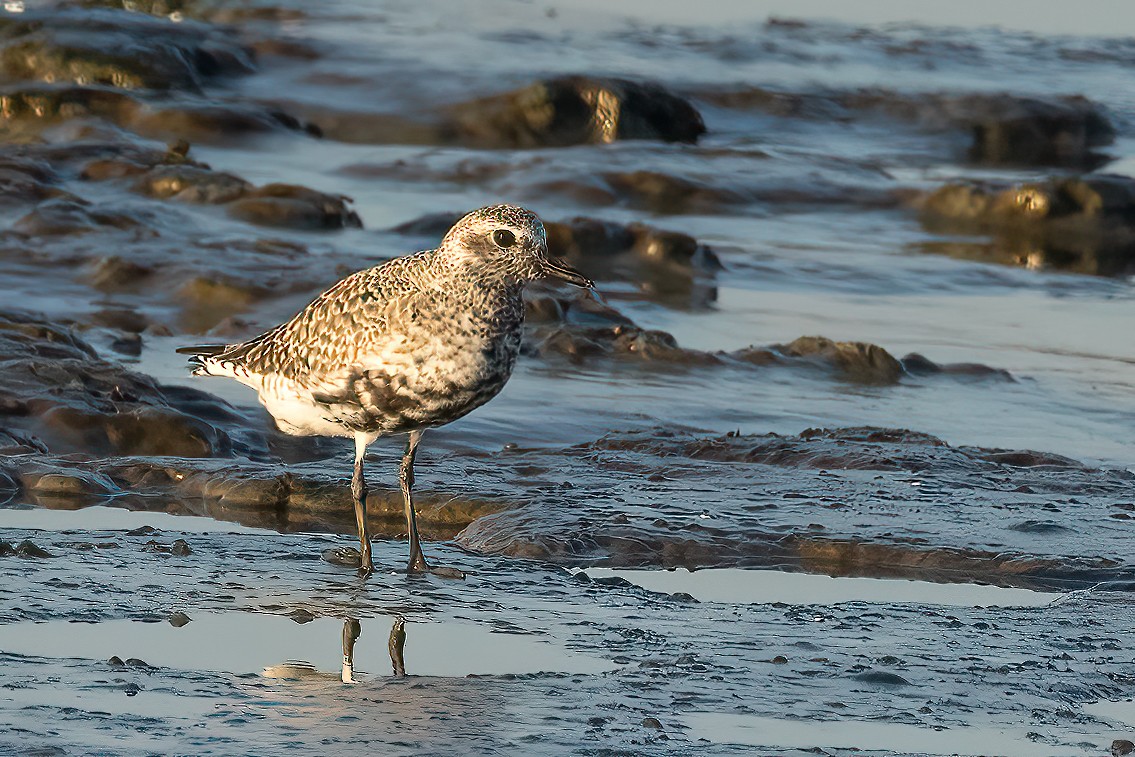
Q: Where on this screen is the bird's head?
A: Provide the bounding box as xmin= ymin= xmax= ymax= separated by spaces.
xmin=439 ymin=204 xmax=592 ymax=288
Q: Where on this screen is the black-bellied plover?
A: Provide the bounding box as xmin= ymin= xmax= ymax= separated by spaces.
xmin=178 ymin=205 xmax=592 ymax=577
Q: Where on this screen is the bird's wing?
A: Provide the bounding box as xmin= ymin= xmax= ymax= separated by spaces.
xmin=189 ymin=251 xmax=433 ymax=385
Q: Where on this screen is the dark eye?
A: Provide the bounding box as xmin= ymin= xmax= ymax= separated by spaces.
xmin=492 ymin=229 xmax=517 ymax=248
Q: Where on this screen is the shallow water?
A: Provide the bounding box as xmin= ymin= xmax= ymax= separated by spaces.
xmin=1 ymin=0 xmax=1134 ymax=754
xmin=581 ymin=567 xmax=1061 ymax=607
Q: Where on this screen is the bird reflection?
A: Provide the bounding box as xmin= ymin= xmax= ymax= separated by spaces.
xmin=261 ymin=616 xmax=408 ymax=682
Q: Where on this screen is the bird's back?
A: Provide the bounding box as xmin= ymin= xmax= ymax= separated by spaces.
xmin=182 ymin=248 xmax=526 ymax=436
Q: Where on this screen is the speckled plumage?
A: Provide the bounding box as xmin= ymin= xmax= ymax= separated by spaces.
xmin=180 ymin=204 xmax=591 ymax=576
xmin=189 ymin=205 xmax=558 ymax=438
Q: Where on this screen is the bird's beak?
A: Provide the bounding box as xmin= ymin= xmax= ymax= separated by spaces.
xmin=541 ymin=257 xmax=593 ymax=288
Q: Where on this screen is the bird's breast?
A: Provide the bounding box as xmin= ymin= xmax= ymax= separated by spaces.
xmin=350 ymin=290 xmax=524 ymax=431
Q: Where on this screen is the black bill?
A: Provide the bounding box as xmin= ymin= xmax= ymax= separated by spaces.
xmin=541 ymin=257 xmax=593 ymax=288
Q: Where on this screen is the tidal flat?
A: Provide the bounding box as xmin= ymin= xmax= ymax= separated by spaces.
xmin=0 ymin=1 xmax=1133 ymax=754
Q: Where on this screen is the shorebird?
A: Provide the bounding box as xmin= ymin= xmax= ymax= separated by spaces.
xmin=178 ymin=205 xmax=591 ymax=577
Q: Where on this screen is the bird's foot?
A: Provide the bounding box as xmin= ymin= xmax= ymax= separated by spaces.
xmin=407 ymin=556 xmax=465 ymax=580
xmin=322 ymin=546 xmax=375 ymax=577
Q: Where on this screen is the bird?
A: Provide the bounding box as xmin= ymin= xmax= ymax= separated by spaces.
xmin=178 ymin=204 xmax=592 ymax=577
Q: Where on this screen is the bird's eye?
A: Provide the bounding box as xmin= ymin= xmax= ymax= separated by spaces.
xmin=492 ymin=229 xmax=517 ymax=248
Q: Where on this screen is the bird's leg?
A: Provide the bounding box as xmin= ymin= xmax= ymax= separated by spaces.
xmin=342 ymin=617 xmax=361 ymax=683
xmin=400 ymin=430 xmax=464 ymax=579
xmin=352 ymin=433 xmax=374 ymax=576
xmin=401 ymin=430 xmax=427 ymax=573
xmin=388 ymin=616 xmax=406 ymax=677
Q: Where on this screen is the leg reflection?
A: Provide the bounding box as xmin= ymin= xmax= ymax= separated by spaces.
xmin=342 ymin=618 xmax=361 ymax=683
xmin=388 ymin=617 xmax=406 ymax=677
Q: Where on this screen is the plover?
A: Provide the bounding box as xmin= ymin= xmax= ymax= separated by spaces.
xmin=178 ymin=205 xmax=592 ymax=577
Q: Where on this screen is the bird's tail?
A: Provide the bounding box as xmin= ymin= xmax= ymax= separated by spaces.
xmin=176 ymin=343 xmax=235 ymax=377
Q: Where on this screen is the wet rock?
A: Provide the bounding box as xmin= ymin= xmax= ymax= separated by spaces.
xmin=12 ymin=197 xmax=145 ymax=236
xmin=0 ymin=154 xmax=62 ymax=206
xmin=88 ymin=306 xmax=152 ymax=332
xmin=288 ymin=608 xmax=317 ymax=624
xmin=773 ymin=336 xmax=903 ymax=385
xmin=25 ymin=470 xmax=117 ymax=497
xmin=915 ymin=175 xmax=1135 ymax=277
xmin=967 ymin=96 xmax=1113 ymax=167
xmin=704 ymin=87 xmax=1113 ymax=167
xmin=4 ymin=540 xmax=54 ymax=558
xmin=899 ymin=353 xmax=1013 ymax=381
xmin=0 ymin=8 xmax=255 ymax=92
xmin=852 ymin=670 xmax=913 ymax=686
xmin=142 ymin=538 xmax=192 ymax=555
xmin=133 ymin=164 xmax=252 ymax=203
xmin=321 ymin=547 xmax=361 ymax=569
xmin=127 ymin=103 xmax=319 ymax=143
xmin=167 ymin=611 xmax=192 ymax=627
xmin=0 ymin=310 xmax=244 ymax=458
xmin=603 ymin=171 xmax=743 ymax=214
xmin=533 ymin=325 xmax=720 ymax=366
xmin=227 ymin=184 xmax=362 ymax=230
xmin=443 ymin=76 xmax=706 ymax=147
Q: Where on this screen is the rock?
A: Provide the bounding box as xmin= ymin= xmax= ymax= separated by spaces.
xmin=967 ymin=96 xmax=1113 ymax=167
xmin=0 ymin=310 xmax=244 ymax=459
xmin=900 ymin=353 xmax=1013 ymax=381
xmin=774 ymin=336 xmax=903 ymax=385
xmin=88 ymin=256 xmax=155 ymax=293
xmin=26 ymin=470 xmax=117 ymax=496
xmin=126 ymin=103 xmax=319 ymax=143
xmin=852 ymin=670 xmax=913 ymax=686
xmin=603 ymin=171 xmax=742 ymax=214
xmin=288 ymin=608 xmax=316 ymax=624
xmin=443 ymin=76 xmax=705 ymax=148
xmin=142 ymin=539 xmax=192 ymax=555
xmin=0 ymin=8 xmax=255 ymax=92
xmin=167 ymin=611 xmax=192 ymax=627
xmin=916 ymin=175 xmax=1135 ymax=277
xmin=703 ymin=87 xmax=1114 ymax=167
xmin=226 ymin=184 xmax=362 ymax=230
xmin=14 ymin=540 xmax=53 ymax=559
xmin=133 ymin=164 xmax=252 ymax=203
xmin=12 ymin=197 xmax=145 ymax=236
xmin=534 ymin=325 xmax=720 ymax=365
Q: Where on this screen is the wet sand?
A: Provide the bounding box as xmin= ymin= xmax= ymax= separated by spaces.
xmin=1 ymin=0 xmax=1134 ymax=754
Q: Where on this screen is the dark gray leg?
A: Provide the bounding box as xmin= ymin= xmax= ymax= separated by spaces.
xmin=342 ymin=618 xmax=361 ymax=683
xmin=401 ymin=430 xmax=427 ymax=573
xmin=352 ymin=433 xmax=374 ymax=576
xmin=400 ymin=430 xmax=464 ymax=579
xmin=388 ymin=617 xmax=406 ymax=677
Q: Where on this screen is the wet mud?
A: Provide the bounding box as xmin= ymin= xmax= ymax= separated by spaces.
xmin=0 ymin=1 xmax=1133 ymax=755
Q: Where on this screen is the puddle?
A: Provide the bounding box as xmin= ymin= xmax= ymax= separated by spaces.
xmin=582 ymin=567 xmax=1061 ymax=607
xmin=1084 ymin=699 xmax=1135 ymax=729
xmin=685 ymin=712 xmax=1102 ymax=757
xmin=0 ymin=612 xmax=616 ymax=679
xmin=0 ymin=505 xmax=272 ymax=535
